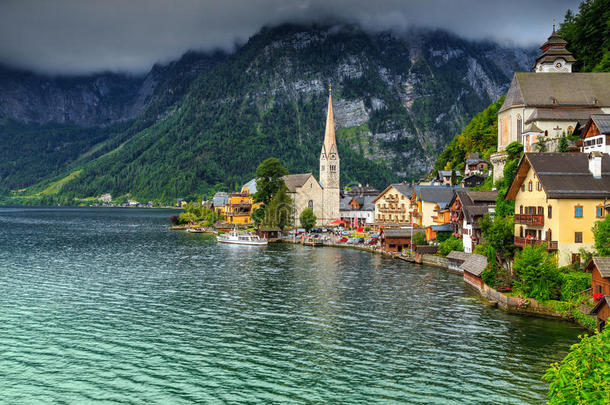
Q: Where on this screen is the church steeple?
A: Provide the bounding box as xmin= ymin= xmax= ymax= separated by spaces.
xmin=319 ymin=84 xmax=339 ymax=191
xmin=321 ymin=84 xmax=338 ymax=159
xmin=533 ymin=24 xmax=576 ymax=73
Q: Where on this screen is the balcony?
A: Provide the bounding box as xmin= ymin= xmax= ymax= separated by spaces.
xmin=378 ymin=207 xmax=406 ymax=214
xmin=514 ymin=237 xmax=557 ymax=251
xmin=514 ymin=214 xmax=544 ymax=226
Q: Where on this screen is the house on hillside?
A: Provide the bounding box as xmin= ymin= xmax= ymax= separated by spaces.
xmin=586 ymin=257 xmax=610 ymax=298
xmin=464 ymin=153 xmax=490 ymax=176
xmin=491 ymin=27 xmax=610 ymax=181
xmin=580 ymin=114 xmax=610 ymax=155
xmin=506 ymin=152 xmax=610 ymax=266
xmin=449 ymin=190 xmax=497 ymax=253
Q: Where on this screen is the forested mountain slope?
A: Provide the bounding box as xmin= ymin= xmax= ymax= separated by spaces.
xmin=0 ymin=23 xmax=535 ymax=203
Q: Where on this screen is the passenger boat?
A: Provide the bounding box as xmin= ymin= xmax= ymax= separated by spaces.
xmin=217 ymin=230 xmax=268 ymax=246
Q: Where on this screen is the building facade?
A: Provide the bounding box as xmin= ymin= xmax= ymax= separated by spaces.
xmin=372 ymin=184 xmax=413 ymax=226
xmin=506 ymin=153 xmax=610 ymax=267
xmin=492 ymin=28 xmax=610 ymax=182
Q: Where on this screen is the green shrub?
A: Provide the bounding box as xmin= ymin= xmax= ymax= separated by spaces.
xmin=559 ymin=272 xmax=592 ymax=302
xmin=513 ymin=245 xmax=561 ymax=301
xmin=438 ymin=236 xmax=463 ymax=256
xmin=436 ymin=231 xmax=451 ymax=243
xmin=481 ymin=245 xmax=498 ymax=288
xmin=543 ymin=325 xmax=610 ymax=404
xmin=412 ymin=232 xmax=427 ymax=246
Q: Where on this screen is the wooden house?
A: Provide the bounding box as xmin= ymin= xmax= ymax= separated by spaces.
xmin=382 ymin=228 xmax=423 ymax=253
xmin=461 ymin=254 xmax=487 ymax=291
xmin=585 ymin=257 xmax=610 ymax=297
xmin=446 ymin=251 xmax=470 ymax=274
xmin=589 ymin=296 xmax=610 ymax=332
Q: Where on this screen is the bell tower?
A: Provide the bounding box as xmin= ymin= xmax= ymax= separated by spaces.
xmin=533 ymin=22 xmax=576 ymax=73
xmin=319 ymin=84 xmax=340 ymax=223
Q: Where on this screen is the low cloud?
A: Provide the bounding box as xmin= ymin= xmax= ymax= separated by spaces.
xmin=0 ymin=0 xmax=579 ymax=75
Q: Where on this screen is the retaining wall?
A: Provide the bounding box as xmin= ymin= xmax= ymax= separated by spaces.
xmin=421 ymin=254 xmax=448 ymax=269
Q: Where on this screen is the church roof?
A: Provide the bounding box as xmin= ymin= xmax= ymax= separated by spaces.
xmin=282 ymin=173 xmax=317 ymax=193
xmin=499 ymin=72 xmax=610 ymax=113
xmin=321 ymin=88 xmax=338 ymax=157
xmin=524 ymin=107 xmax=604 ymax=124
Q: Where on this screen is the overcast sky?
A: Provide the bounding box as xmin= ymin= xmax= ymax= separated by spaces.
xmin=0 ymin=0 xmax=580 ymax=75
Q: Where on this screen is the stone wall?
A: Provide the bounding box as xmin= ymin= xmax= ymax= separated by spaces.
xmin=421 ymin=254 xmax=448 ymax=268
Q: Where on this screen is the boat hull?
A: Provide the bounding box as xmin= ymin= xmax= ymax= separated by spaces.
xmin=217 ymin=237 xmax=268 ymax=246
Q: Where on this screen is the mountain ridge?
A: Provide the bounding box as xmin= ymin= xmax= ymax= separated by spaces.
xmin=0 ymin=22 xmax=536 ymax=203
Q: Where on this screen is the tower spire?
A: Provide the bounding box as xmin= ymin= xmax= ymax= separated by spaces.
xmin=322 ymin=84 xmax=337 ymax=157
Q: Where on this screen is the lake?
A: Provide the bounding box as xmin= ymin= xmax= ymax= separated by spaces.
xmin=0 ymin=208 xmax=582 ymax=404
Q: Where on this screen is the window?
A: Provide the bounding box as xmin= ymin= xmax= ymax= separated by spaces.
xmin=538 ymin=206 xmax=543 ymax=215
xmin=575 ymin=232 xmax=582 ymax=243
xmin=321 ymin=165 xmax=325 ymax=171
xmin=528 ymin=181 xmax=533 ymax=192
xmin=597 ymin=206 xmax=604 ymax=218
xmin=520 ymin=205 xmax=523 ymax=214
xmin=548 ymin=206 xmax=552 ymax=218
xmin=536 ymin=182 xmax=542 ymax=191
xmin=519 ymin=226 xmax=523 ymax=238
xmin=521 ymin=184 xmax=525 ymax=192
xmin=308 ymin=200 xmax=313 ymax=209
xmin=575 ymin=205 xmax=583 ymax=218
xmin=572 ymin=253 xmax=580 ymax=264
xmin=547 ymin=229 xmax=552 ymax=241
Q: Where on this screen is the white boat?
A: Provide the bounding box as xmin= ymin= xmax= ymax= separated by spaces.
xmin=217 ymin=230 xmax=268 ymax=246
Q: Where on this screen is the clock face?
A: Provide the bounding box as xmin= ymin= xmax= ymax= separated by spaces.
xmin=330 ymin=153 xmax=336 ymax=159
xmin=555 ymin=62 xmax=562 ymax=69
xmin=321 ymin=153 xmax=326 ymax=159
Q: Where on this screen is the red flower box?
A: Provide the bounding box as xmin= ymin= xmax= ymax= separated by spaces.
xmin=593 ymin=292 xmax=603 ymax=301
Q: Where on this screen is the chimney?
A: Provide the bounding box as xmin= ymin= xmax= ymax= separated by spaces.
xmin=589 ymin=151 xmax=603 ymax=179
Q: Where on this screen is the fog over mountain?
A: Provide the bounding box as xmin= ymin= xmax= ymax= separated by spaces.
xmin=0 ymin=0 xmax=578 ymax=74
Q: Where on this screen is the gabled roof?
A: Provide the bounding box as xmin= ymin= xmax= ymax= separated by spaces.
xmin=339 ymin=195 xmax=376 ymax=211
xmin=468 ymin=191 xmax=497 ymax=203
xmin=506 ymin=153 xmax=610 ymax=200
xmin=465 ymin=158 xmax=489 ymax=166
xmin=591 ymin=114 xmax=610 ymax=135
xmin=499 ymin=72 xmax=610 ymax=113
xmin=372 ymin=183 xmax=413 ymax=203
xmin=383 ymin=228 xmax=424 ymax=238
xmin=241 ymin=178 xmax=257 ymax=195
xmin=415 ymin=185 xmax=464 ymax=203
xmin=282 ymin=173 xmax=318 ymax=193
xmin=586 ymin=257 xmax=610 ymax=278
xmin=447 ymin=251 xmax=471 ymax=262
xmin=460 ymin=254 xmax=487 ymax=276
xmin=213 ymin=192 xmax=229 ymax=207
xmin=524 ymin=107 xmax=603 ymax=124
xmin=589 ymin=296 xmax=610 ymax=316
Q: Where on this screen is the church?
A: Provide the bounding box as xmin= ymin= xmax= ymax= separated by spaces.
xmin=491 ymin=25 xmax=610 ymax=181
xmin=282 ymin=87 xmax=340 ymax=226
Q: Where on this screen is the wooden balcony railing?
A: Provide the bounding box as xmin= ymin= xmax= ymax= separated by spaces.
xmin=514 ymin=236 xmax=557 ymax=251
xmin=514 ymin=214 xmax=544 ymax=226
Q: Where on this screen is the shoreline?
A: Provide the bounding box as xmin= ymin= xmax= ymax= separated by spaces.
xmin=281 ymin=237 xmax=593 ymax=330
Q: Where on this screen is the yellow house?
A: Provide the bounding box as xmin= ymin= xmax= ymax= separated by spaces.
xmin=411 ymin=185 xmax=464 ymax=228
xmin=226 ymin=193 xmax=256 ymax=224
xmin=506 ymin=152 xmax=610 ymax=266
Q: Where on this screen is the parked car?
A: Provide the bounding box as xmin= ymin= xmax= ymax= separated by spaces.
xmin=337 ymin=237 xmax=348 ymax=243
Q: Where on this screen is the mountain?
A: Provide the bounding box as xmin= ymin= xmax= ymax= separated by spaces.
xmin=0 ymin=23 xmax=535 ymax=204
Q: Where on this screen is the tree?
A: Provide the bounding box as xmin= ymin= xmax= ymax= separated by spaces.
xmin=299 ymin=208 xmax=317 ymax=231
xmin=513 ymin=244 xmax=561 ymax=301
xmin=438 ymin=236 xmax=462 ymax=256
xmin=251 ymin=206 xmax=265 ymax=227
xmin=412 ymin=232 xmax=427 ymax=246
xmin=479 ymin=214 xmax=516 ymax=267
xmin=543 ymin=325 xmax=610 ymax=404
xmin=264 ymin=184 xmax=294 ymax=230
xmin=558 ymin=135 xmax=569 ymax=152
xmin=593 ymin=215 xmax=610 ymax=256
xmin=253 ymin=158 xmax=289 ymax=205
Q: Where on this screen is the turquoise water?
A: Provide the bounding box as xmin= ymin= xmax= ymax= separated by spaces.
xmin=0 ymin=208 xmax=582 ymax=404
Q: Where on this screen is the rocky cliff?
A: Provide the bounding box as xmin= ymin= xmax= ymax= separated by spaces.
xmin=0 ymin=23 xmax=535 ymax=201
